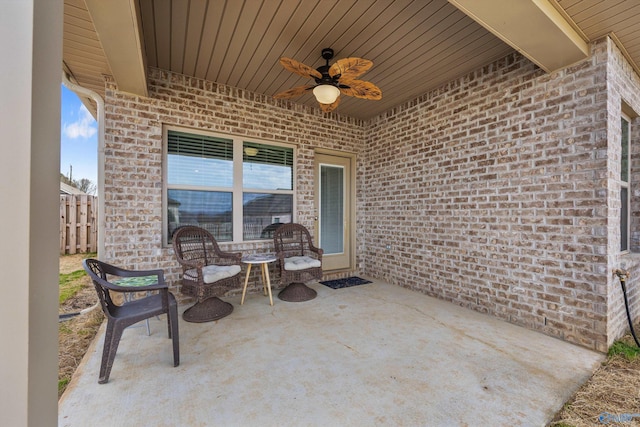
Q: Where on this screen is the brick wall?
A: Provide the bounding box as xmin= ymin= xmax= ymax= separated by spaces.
xmin=102 ymin=36 xmax=640 ymax=351
xmin=103 ymin=69 xmax=365 ymax=294
xmin=604 ymin=37 xmax=640 ymax=345
xmin=363 ymin=39 xmax=612 ymax=351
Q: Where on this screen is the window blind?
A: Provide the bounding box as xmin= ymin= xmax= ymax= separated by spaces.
xmin=243 ymin=142 xmax=293 ymax=166
xmin=168 ymin=130 xmax=233 ymax=160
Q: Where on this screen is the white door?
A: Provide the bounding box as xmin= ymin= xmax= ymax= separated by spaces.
xmin=315 ymin=152 xmax=353 ymax=271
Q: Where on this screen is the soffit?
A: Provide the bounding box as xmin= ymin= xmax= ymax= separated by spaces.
xmin=557 ymin=0 xmax=640 ymax=75
xmin=63 ymin=0 xmax=640 ymax=121
xmin=63 ymin=0 xmax=111 ymax=114
xmin=449 ymin=0 xmax=589 ymax=72
xmin=84 ymin=0 xmax=148 ymax=97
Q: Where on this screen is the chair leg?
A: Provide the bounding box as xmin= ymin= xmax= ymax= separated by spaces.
xmin=166 ymin=310 xmax=172 ymax=339
xmin=99 ymin=321 xmax=115 ymax=383
xmin=99 ymin=324 xmax=125 ymax=384
xmin=169 ymin=304 xmax=180 ymax=367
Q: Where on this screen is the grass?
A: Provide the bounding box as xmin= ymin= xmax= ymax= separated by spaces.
xmin=550 ymin=333 xmax=640 ymax=427
xmin=59 ymin=270 xmax=88 ymax=304
xmin=608 ymin=339 xmax=640 ymax=360
xmin=58 ymin=253 xmax=103 ymax=398
xmin=58 ymin=308 xmax=103 ymax=397
xmin=58 ymin=378 xmax=70 ymax=395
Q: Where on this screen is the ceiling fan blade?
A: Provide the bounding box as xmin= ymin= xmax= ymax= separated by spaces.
xmin=329 ymin=57 xmax=373 ymax=79
xmin=339 ymin=79 xmax=382 ymax=100
xmin=319 ymin=96 xmax=340 ymax=112
xmin=274 ymin=85 xmax=315 ymax=99
xmin=279 ymin=57 xmax=322 ymax=79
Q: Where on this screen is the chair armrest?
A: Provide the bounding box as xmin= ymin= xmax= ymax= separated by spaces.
xmin=275 ymin=250 xmax=323 ymax=262
xmin=101 ymin=263 xmax=165 ymax=280
xmin=174 ymin=257 xmax=205 ymax=270
xmin=212 ymin=250 xmax=242 ymax=265
xmin=93 ymin=264 xmax=169 ymax=293
xmin=122 ymin=267 xmax=166 ymax=279
xmin=309 ymin=245 xmax=323 ymax=258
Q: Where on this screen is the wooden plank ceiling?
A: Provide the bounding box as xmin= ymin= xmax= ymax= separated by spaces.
xmin=63 ymin=0 xmax=640 ymax=121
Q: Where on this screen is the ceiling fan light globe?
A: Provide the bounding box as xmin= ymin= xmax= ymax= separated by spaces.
xmin=244 ymin=147 xmax=259 ymax=156
xmin=313 ymin=85 xmax=340 ymax=104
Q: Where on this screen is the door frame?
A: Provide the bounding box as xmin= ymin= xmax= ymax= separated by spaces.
xmin=314 ymin=148 xmax=356 ymax=272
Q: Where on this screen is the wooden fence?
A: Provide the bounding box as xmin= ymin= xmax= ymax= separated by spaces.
xmin=60 ymin=194 xmax=98 ymax=254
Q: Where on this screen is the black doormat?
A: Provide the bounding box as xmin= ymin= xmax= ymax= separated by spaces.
xmin=320 ymin=276 xmax=372 ymax=289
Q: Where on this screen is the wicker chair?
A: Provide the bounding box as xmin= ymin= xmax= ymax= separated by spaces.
xmin=82 ymin=259 xmax=179 ymax=384
xmin=172 ymin=225 xmax=242 ymax=322
xmin=273 ymin=223 xmax=323 ymax=301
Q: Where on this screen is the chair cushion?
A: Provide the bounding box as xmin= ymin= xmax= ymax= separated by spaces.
xmin=284 ymin=256 xmax=321 ymax=271
xmin=201 ymin=264 xmax=241 ymax=284
xmin=114 ymin=276 xmax=157 ymax=287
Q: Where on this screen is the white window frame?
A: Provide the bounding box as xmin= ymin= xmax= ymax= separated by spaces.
xmin=621 ymin=113 xmax=631 ymax=252
xmin=162 ymin=125 xmax=296 ymax=245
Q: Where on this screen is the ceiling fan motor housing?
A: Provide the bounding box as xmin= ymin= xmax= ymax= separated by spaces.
xmin=316 ymin=48 xmax=338 ymax=85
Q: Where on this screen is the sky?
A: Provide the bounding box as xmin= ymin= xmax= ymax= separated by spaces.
xmin=60 ymin=85 xmax=98 ymax=185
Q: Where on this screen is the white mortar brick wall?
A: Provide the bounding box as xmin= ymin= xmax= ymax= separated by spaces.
xmin=364 ymin=40 xmax=612 ymax=351
xmin=102 ymin=36 xmax=640 ymax=352
xmin=103 ymin=69 xmax=366 ymax=296
xmin=605 ymin=36 xmax=640 ymax=345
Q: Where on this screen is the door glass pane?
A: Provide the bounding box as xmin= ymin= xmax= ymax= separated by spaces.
xmin=622 ymin=117 xmax=630 ymax=182
xmin=621 ymin=187 xmax=629 ymax=251
xmin=320 ymin=165 xmax=344 ymax=254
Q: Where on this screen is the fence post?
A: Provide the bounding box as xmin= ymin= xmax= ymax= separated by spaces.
xmin=79 ymin=195 xmax=88 ymax=253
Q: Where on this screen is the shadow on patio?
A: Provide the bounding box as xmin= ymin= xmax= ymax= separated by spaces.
xmin=58 ymin=279 xmax=602 ymax=426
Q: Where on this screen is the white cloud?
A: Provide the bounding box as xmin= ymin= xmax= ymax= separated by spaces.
xmin=63 ymin=104 xmax=97 ymax=139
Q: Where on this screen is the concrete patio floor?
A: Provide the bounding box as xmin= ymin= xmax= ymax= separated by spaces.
xmin=59 ymin=279 xmax=603 ymax=426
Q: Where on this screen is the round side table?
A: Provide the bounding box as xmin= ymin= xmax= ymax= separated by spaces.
xmin=241 ymin=253 xmax=277 ymax=305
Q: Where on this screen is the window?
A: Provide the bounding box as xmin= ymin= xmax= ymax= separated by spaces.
xmin=621 ymin=115 xmax=630 ymax=252
xmin=165 ymin=128 xmax=294 ymax=243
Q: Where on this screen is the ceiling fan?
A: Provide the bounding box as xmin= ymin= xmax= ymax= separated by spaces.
xmin=274 ymin=48 xmax=382 ymax=113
